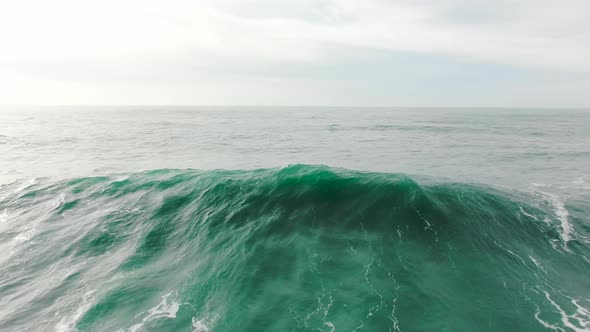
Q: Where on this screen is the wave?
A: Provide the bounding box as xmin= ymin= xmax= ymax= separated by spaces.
xmin=0 ymin=165 xmax=588 ymax=331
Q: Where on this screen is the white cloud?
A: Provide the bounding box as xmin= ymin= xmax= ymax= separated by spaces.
xmin=3 ymin=0 xmax=589 ymax=68
xmin=1 ymin=0 xmax=590 ymax=105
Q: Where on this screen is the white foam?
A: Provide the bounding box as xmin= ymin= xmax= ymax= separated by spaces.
xmin=388 ymin=279 xmax=401 ymax=332
xmin=304 ymin=291 xmax=334 ymax=330
xmin=14 ymin=227 xmax=35 ymax=242
xmin=571 ymin=299 xmax=590 ymax=331
xmin=191 ymin=314 xmax=218 ymax=332
xmin=364 ymin=258 xmax=384 ymax=318
xmin=539 ymin=291 xmax=590 ymax=332
xmin=50 ymin=193 xmax=66 ymax=211
xmin=129 ymin=292 xmax=180 ymax=332
xmin=537 ymin=190 xmax=572 ymax=247
xmin=192 ymin=317 xmax=209 ymax=332
xmin=55 ymin=289 xmax=96 ymax=332
xmin=324 ymin=321 xmax=335 ymax=332
xmin=529 ymin=256 xmax=547 ymax=275
xmin=16 ymin=177 xmax=37 ymax=193
xmin=519 ymin=206 xmax=538 ymax=221
xmin=492 ymin=241 xmax=531 ymax=271
xmin=572 ymin=177 xmax=585 ymax=186
xmin=534 ymin=309 xmax=562 ymax=331
xmin=416 ymin=209 xmax=438 ymax=242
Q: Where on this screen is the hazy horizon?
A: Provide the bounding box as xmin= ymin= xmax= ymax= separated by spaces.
xmin=2 ymin=104 xmax=590 ymax=110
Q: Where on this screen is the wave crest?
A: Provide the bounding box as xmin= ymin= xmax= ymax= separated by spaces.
xmin=0 ymin=165 xmax=587 ymax=331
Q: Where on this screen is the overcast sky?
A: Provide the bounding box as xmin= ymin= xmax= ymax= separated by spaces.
xmin=1 ymin=0 xmax=590 ymax=107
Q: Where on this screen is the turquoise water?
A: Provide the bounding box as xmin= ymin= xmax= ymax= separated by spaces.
xmin=0 ymin=108 xmax=589 ymax=331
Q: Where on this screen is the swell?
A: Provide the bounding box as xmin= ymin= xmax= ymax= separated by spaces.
xmin=0 ymin=165 xmax=588 ymax=331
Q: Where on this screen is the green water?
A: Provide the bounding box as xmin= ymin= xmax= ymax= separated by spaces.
xmin=1 ymin=165 xmax=589 ymax=331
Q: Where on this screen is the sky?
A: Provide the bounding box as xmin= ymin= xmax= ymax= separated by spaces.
xmin=1 ymin=0 xmax=590 ymax=107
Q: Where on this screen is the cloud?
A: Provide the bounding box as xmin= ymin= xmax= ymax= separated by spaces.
xmin=2 ymin=0 xmax=590 ymax=68
xmin=1 ymin=0 xmax=590 ymax=105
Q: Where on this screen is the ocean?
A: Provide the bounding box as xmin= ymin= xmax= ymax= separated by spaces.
xmin=0 ymin=107 xmax=589 ymax=331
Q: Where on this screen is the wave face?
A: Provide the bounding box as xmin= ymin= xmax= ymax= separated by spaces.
xmin=0 ymin=165 xmax=589 ymax=331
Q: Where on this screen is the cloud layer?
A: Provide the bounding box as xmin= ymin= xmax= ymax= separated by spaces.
xmin=1 ymin=0 xmax=590 ymax=106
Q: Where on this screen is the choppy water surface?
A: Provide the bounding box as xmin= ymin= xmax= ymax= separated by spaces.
xmin=0 ymin=107 xmax=589 ymax=331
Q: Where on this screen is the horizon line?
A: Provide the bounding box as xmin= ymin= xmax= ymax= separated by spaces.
xmin=1 ymin=104 xmax=589 ymax=110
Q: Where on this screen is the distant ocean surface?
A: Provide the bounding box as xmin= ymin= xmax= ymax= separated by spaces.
xmin=0 ymin=107 xmax=589 ymax=331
